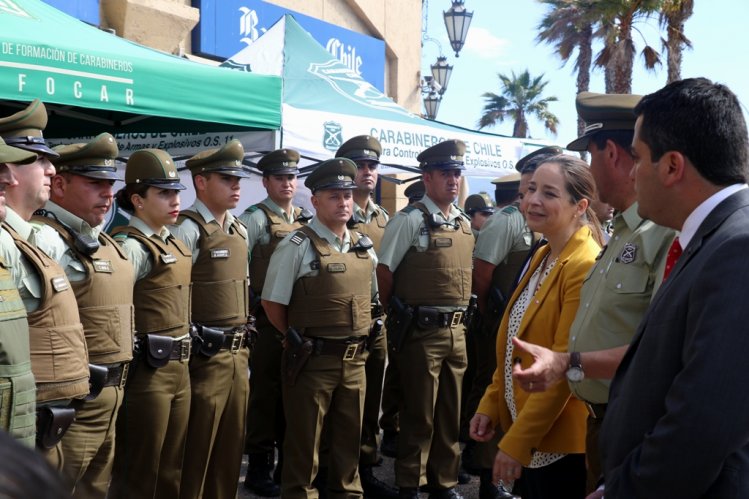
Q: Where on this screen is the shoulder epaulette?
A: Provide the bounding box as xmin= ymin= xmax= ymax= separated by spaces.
xmin=501 ymin=205 xmax=518 ymax=216
xmin=289 ymin=230 xmax=308 ymax=246
xmin=244 ymin=205 xmax=260 ymax=215
xmin=400 ymin=205 xmax=419 ymax=214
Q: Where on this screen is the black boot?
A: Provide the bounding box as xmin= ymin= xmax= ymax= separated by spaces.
xmin=272 ymin=447 xmax=283 ymax=484
xmin=479 ymin=470 xmax=520 ymax=499
xmin=457 ymin=469 xmax=471 ymax=485
xmin=380 ymin=430 xmax=398 ymax=458
xmin=461 ymin=440 xmax=481 ymax=476
xmin=244 ymin=452 xmax=281 ymax=497
xmin=313 ymin=467 xmax=329 ymax=499
xmin=360 ymin=465 xmax=399 ymax=499
xmin=398 ymin=487 xmax=418 ymax=499
xmin=428 ymin=487 xmax=464 ymax=499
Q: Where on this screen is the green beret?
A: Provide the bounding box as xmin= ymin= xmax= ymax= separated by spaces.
xmin=125 ymin=149 xmax=185 ymax=190
xmin=0 ymin=99 xmax=58 ymax=157
xmin=404 ymin=180 xmax=425 ymax=203
xmin=187 ymin=139 xmax=249 ymax=178
xmin=335 ymin=135 xmax=382 ymax=163
xmin=515 ymin=146 xmax=562 ymax=174
xmin=566 ymin=92 xmax=642 ymax=151
xmin=464 ymin=193 xmax=495 ymax=215
xmin=52 ymin=133 xmax=121 ymax=181
xmin=257 ymin=148 xmax=300 ymax=175
xmin=304 ymin=158 xmax=357 ymax=193
xmin=417 ymin=139 xmax=466 ymax=170
xmin=0 ymin=136 xmax=36 ymax=165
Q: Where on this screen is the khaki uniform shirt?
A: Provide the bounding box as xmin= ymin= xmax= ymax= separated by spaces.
xmin=568 ymin=203 xmax=675 ymax=403
xmin=170 ymin=199 xmax=249 ymax=263
xmin=262 ymin=217 xmax=378 ymax=306
xmin=354 ymin=199 xmax=389 ymax=225
xmin=116 ymin=216 xmax=173 ymax=281
xmin=473 ymin=204 xmax=531 ymax=265
xmin=239 ymin=198 xmax=297 ymax=254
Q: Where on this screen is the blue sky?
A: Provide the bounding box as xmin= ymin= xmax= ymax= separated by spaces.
xmin=424 ymin=0 xmax=749 ymax=149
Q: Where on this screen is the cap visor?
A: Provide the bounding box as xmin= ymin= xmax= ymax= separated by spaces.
xmin=313 ymin=181 xmax=356 ymax=191
xmin=142 ymin=180 xmax=187 ymax=191
xmin=74 ymin=170 xmax=124 ymax=181
xmin=218 ymin=167 xmax=252 ymax=179
xmin=14 ymin=143 xmax=60 ymax=158
xmin=566 ymin=134 xmax=592 ymax=152
xmin=421 ymin=164 xmax=465 ymax=171
xmin=264 ymin=167 xmax=298 ymax=175
xmin=0 ymin=145 xmax=36 ymax=164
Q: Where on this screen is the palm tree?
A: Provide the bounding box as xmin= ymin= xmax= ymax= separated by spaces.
xmin=477 ymin=70 xmax=559 ymax=138
xmin=537 ymin=0 xmax=595 ymax=139
xmin=593 ymin=0 xmax=662 ymax=93
xmin=660 ymin=0 xmax=694 ymax=83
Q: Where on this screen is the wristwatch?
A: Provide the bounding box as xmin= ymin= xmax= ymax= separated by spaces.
xmin=566 ymin=351 xmax=584 ymax=382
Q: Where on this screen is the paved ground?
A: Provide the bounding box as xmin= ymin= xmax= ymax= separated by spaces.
xmin=236 ymin=451 xmax=482 ymax=498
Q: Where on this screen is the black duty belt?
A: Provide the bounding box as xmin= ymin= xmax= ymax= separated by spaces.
xmin=415 ymin=307 xmax=465 ymax=328
xmin=310 ymin=336 xmax=367 ymax=361
xmin=221 ymin=331 xmax=248 ymax=353
xmin=584 ymin=402 xmax=607 ymax=420
xmin=168 ymin=338 xmax=192 ymax=361
xmin=102 ymin=362 xmax=130 ymax=388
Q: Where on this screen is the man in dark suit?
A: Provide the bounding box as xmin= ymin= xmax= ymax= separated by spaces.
xmin=596 ymin=78 xmax=749 ymax=498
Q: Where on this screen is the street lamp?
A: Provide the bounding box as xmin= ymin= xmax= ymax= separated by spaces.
xmin=443 ymin=0 xmax=473 ymax=57
xmin=430 ymin=55 xmax=453 ymax=94
xmin=423 ymin=91 xmax=441 ymax=120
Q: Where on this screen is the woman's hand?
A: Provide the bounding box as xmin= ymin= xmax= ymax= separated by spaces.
xmin=469 ymin=413 xmax=495 ymax=442
xmin=493 ymin=450 xmax=523 ymax=485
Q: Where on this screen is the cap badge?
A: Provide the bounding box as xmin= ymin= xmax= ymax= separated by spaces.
xmin=104 ymin=159 xmax=113 ymax=166
xmin=619 ymin=243 xmax=637 ymax=264
xmin=337 ymin=175 xmax=345 ymax=180
xmin=168 ymin=171 xmax=176 ymax=178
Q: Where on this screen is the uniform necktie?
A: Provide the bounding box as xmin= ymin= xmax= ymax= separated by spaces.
xmin=662 ymin=237 xmax=682 ymax=280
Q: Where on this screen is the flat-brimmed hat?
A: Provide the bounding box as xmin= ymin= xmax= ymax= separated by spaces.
xmin=125 ymin=149 xmax=185 ymax=190
xmin=566 ymin=92 xmax=642 ymax=151
xmin=187 ymin=139 xmax=249 ymax=178
xmin=304 ymin=158 xmax=357 ymax=193
xmin=52 ymin=133 xmax=122 ymax=181
xmin=0 ymin=99 xmax=59 ymax=157
xmin=417 ymin=140 xmax=466 ymax=171
xmin=336 ymin=135 xmax=382 ymax=163
xmin=257 ymin=148 xmax=300 ymax=176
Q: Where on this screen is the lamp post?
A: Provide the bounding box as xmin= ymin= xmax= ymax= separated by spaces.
xmin=430 ymin=55 xmax=453 ymax=94
xmin=443 ymin=0 xmax=473 ymax=57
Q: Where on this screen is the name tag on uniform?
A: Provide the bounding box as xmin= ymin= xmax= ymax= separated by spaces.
xmin=327 ymin=263 xmax=347 ymax=273
xmin=161 ymin=253 xmax=177 ymax=264
xmin=93 ymin=260 xmax=113 ymax=273
xmin=51 ymin=276 xmax=70 ymax=292
xmin=211 ymin=249 xmax=230 ymax=259
xmin=434 ymin=238 xmax=453 ymax=248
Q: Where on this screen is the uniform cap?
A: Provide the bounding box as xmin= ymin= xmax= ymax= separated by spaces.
xmin=0 ymin=136 xmax=37 ymax=165
xmin=491 ymin=171 xmax=521 ymax=187
xmin=186 ymin=139 xmax=249 ymax=178
xmin=257 ymin=148 xmax=300 ymax=175
xmin=464 ymin=193 xmax=495 ymax=215
xmin=515 ymin=146 xmax=563 ymax=174
xmin=52 ymin=133 xmax=122 ymax=181
xmin=125 ymin=149 xmax=185 ymax=190
xmin=566 ymin=92 xmax=642 ymax=151
xmin=417 ymin=140 xmax=466 ymax=170
xmin=404 ymin=180 xmax=425 ymax=203
xmin=0 ymin=99 xmax=59 ymax=157
xmin=304 ymin=158 xmax=357 ymax=192
xmin=335 ymin=135 xmax=382 ymax=163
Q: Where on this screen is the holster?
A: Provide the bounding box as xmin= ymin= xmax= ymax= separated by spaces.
xmin=282 ymin=327 xmax=313 ymax=386
xmin=36 ymin=406 xmax=76 ymax=450
xmin=86 ymin=363 xmax=109 ymax=401
xmin=143 ymin=334 xmax=173 ymax=369
xmin=194 ymin=325 xmax=225 ymax=358
xmin=246 ymin=316 xmax=259 ymax=348
xmin=367 ymin=319 xmax=384 ymax=351
xmin=385 ymin=296 xmax=413 ymax=353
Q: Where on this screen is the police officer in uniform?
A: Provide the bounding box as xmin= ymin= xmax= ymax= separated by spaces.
xmin=35 ymin=133 xmax=135 ymax=498
xmin=334 ymin=135 xmax=398 ymax=498
xmin=0 ymin=138 xmax=37 ymax=448
xmin=463 ymin=193 xmax=495 ymax=233
xmin=171 ymin=140 xmax=253 ymax=499
xmin=240 ymin=148 xmax=311 ymax=496
xmin=109 ymin=149 xmax=193 ymax=498
xmin=262 ymin=158 xmax=378 ymax=499
xmin=0 ymin=99 xmax=90 ymax=469
xmin=511 ymin=92 xmax=675 ymax=492
xmin=377 ymin=140 xmax=474 ymax=499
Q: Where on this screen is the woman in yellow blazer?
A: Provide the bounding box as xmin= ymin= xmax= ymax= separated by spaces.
xmin=470 ymin=155 xmax=603 ymax=499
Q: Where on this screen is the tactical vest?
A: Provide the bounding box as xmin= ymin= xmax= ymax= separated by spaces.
xmin=393 ymin=203 xmax=475 ymax=307
xmin=0 ymin=255 xmax=35 ymax=447
xmin=35 ymin=216 xmax=135 ymax=365
xmin=287 ymin=226 xmax=372 ymax=338
xmin=178 ymin=212 xmax=249 ymax=327
xmin=249 ymin=204 xmax=306 ymax=295
xmin=112 ymin=227 xmax=192 ymax=338
xmin=4 ymin=224 xmax=89 ymax=403
xmin=348 ymin=207 xmax=387 ymax=253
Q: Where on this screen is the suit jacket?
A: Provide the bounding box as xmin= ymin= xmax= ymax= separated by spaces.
xmin=601 ymin=188 xmax=749 ymax=498
xmin=477 ymin=225 xmax=600 ymax=465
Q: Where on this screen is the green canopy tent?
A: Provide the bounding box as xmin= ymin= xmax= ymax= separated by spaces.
xmin=0 ymin=0 xmax=282 ymax=150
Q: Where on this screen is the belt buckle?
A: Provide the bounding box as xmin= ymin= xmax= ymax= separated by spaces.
xmin=230 ymin=333 xmax=243 ymax=353
xmin=119 ymin=363 xmax=130 ymax=389
xmin=450 ymin=311 xmax=463 ymax=327
xmin=180 ymin=339 xmax=191 ymax=362
xmin=343 ymin=342 xmax=358 ymax=361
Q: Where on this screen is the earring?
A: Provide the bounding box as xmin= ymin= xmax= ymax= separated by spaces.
xmin=138 ymin=205 xmax=143 ymax=209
